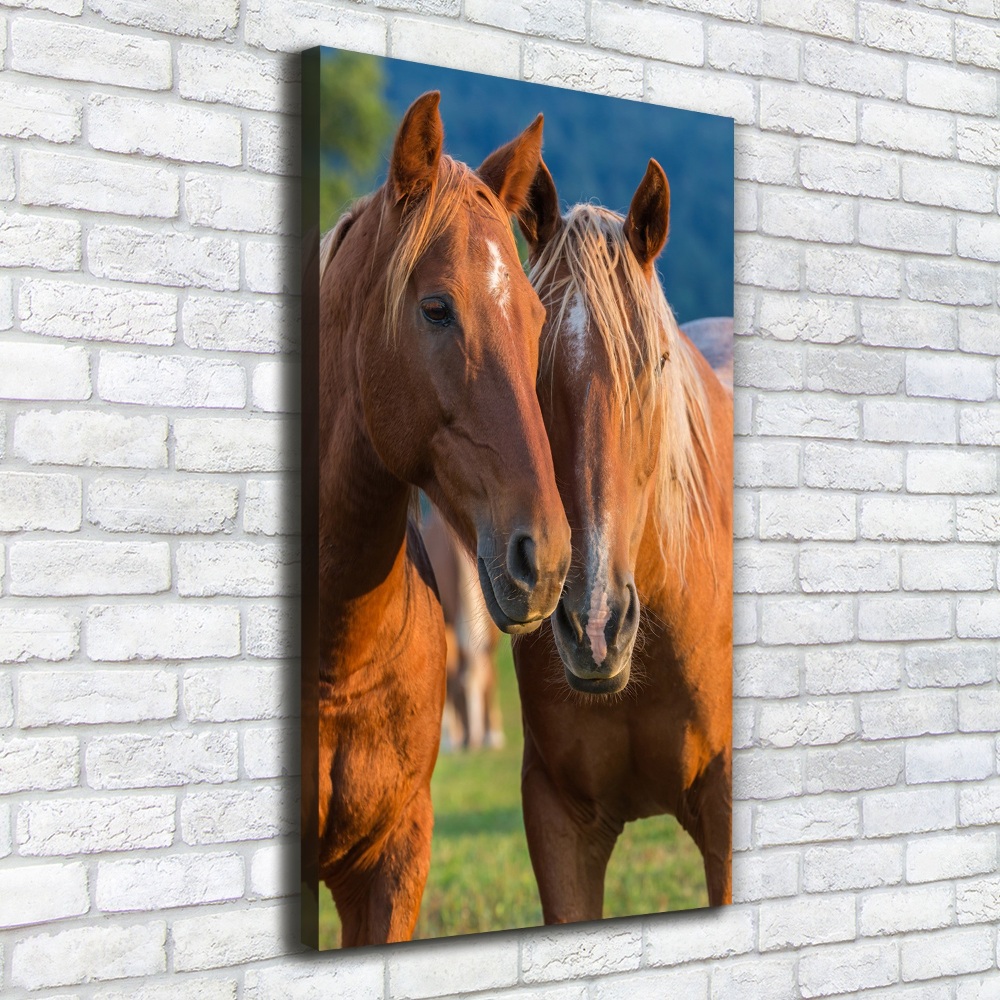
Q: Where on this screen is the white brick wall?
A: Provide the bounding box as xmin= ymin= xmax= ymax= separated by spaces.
xmin=0 ymin=1 xmax=998 ymax=998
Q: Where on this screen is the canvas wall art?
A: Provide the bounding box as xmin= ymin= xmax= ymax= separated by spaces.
xmin=301 ymin=47 xmax=734 ymax=950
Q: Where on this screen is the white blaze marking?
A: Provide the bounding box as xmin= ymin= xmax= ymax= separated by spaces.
xmin=585 ymin=517 xmax=611 ymax=666
xmin=566 ymin=292 xmax=588 ymax=370
xmin=486 ymin=240 xmax=510 ymax=321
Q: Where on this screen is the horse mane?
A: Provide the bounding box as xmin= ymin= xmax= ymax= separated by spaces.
xmin=321 ymin=157 xmax=517 ymax=341
xmin=529 ymin=203 xmax=716 ymax=571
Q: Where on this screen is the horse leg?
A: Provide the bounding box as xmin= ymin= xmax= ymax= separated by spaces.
xmin=521 ymin=731 xmax=620 ymax=924
xmin=484 ymin=654 xmax=505 ymax=749
xmin=678 ymin=749 xmax=732 ymax=906
xmin=465 ymin=651 xmax=487 ymax=749
xmin=333 ymin=786 xmax=435 ymax=946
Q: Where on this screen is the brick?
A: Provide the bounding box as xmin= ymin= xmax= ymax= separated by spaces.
xmin=736 ymin=235 xmax=799 ymax=290
xmin=804 ymin=647 xmax=902 ymax=696
xmin=761 ymin=596 xmax=854 ymax=646
xmin=760 ymin=493 xmax=855 ymax=541
xmin=864 ymin=400 xmax=956 ymax=444
xmin=960 ymin=780 xmax=1000 ymax=827
xmin=0 ymin=212 xmax=81 ymax=270
xmin=0 ymin=0 xmax=81 ymax=15
xmin=592 ymin=2 xmax=702 ymax=64
xmin=20 ymin=669 xmax=175 ymax=728
xmin=859 ymin=596 xmax=951 ymax=641
xmin=244 ymin=479 xmax=299 ymax=536
xmin=761 ymin=189 xmax=854 ymax=244
xmin=249 ymin=843 xmax=292 ymax=899
xmin=247 ymin=604 xmax=297 ymax=658
xmin=859 ymin=883 xmax=953 ymax=936
xmin=732 ymin=850 xmax=800 ymax=903
xmin=903 ymin=159 xmax=996 ymax=214
xmin=0 ymin=862 xmax=89 ymax=928
xmin=664 ymin=0 xmax=754 ymax=18
xmin=958 ymin=498 xmax=1000 ymax=542
xmin=247 ymin=117 xmax=298 ymax=176
xmin=959 ymin=311 xmax=999 ymax=355
xmin=175 ymin=417 xmax=296 ymax=472
xmin=183 ymin=295 xmax=294 ymax=353
xmin=757 ymin=795 xmax=860 ymax=847
xmin=860 ymin=202 xmax=951 ymax=256
xmin=14 ymin=409 xmax=167 ymax=468
xmin=87 ymin=731 xmax=238 ymax=789
xmin=711 ymin=956 xmax=796 ymax=999
xmin=959 ymin=120 xmax=1000 ymax=166
xmin=183 ymin=665 xmax=286 ymax=722
xmin=244 ymin=726 xmax=296 ymax=780
xmin=10 ymin=540 xmax=169 ymax=597
xmin=0 ymin=341 xmax=90 ymax=401
xmin=908 ymin=448 xmax=997 ymax=494
xmin=907 ymin=259 xmax=995 ymax=307
xmin=734 ymin=542 xmax=797 ymax=593
xmin=760 ymin=893 xmax=856 ymax=952
xmin=863 ymin=785 xmax=956 ymax=837
xmin=902 ymin=544 xmax=994 ymax=592
xmin=21 ymin=278 xmax=175 ymax=346
xmin=88 ymin=604 xmax=240 ymax=661
xmin=20 ymin=149 xmax=178 ymax=218
xmin=595 ymin=971 xmax=706 ymax=1000
xmin=800 ymin=141 xmax=898 ymax=199
xmin=245 ymin=0 xmax=386 ymax=55
xmin=734 ymin=647 xmax=799 ymax=699
xmin=957 ymin=874 xmax=1000 ymax=926
xmin=645 ymin=907 xmax=754 ymax=966
xmin=89 ymin=226 xmax=239 ymax=291
xmin=959 ymin=216 xmax=1000 ymax=265
xmin=180 ymin=785 xmax=293 ymax=844
xmin=758 ymin=295 xmax=856 ymax=344
xmin=465 ymin=0 xmax=584 ymax=39
xmin=860 ymin=103 xmax=953 ymax=157
xmin=901 ymin=927 xmax=994 ymax=981
xmin=734 ymin=340 xmax=803 ymax=392
xmin=0 ymin=608 xmax=79 ymax=663
xmin=804 ymin=38 xmax=903 ymax=99
xmin=861 ymin=496 xmax=953 ymax=542
xmin=178 ymin=45 xmax=293 ymax=113
xmin=708 ymin=23 xmax=798 ymax=79
xmin=12 ymin=18 xmax=170 ymax=89
xmin=97 ymin=852 xmax=243 ymax=911
xmin=908 ymin=63 xmax=997 ymax=116
xmin=759 ymin=699 xmax=856 ymax=748
xmin=0 ymin=672 xmax=11 ymax=728
xmin=758 ymin=395 xmax=860 ymax=438
xmin=760 ymin=81 xmax=856 ymax=142
xmin=860 ymin=301 xmax=957 ymax=351
xmin=733 ymin=438 xmax=800 ymax=490
xmin=804 ymin=442 xmax=903 ymax=492
xmin=799 ymin=544 xmax=897 ymax=593
xmin=177 ymin=541 xmax=296 ymax=597
xmin=0 ymin=471 xmax=80 ymax=531
xmin=962 ymin=405 xmax=1000 ymax=446
xmin=99 ymin=351 xmax=246 ymax=409
xmin=861 ymin=692 xmax=954 ymax=741
xmin=245 ymin=244 xmax=294 ymax=297
xmin=98 ymin=978 xmax=239 ymax=1000
xmin=186 ymin=172 xmax=287 ymax=235
xmin=733 ymin=748 xmax=802 ymax=799
xmin=19 ymin=794 xmax=173 ymax=855
xmin=89 ymin=476 xmax=238 ymax=534
xmin=393 ymin=19 xmax=520 ymax=79
xmin=957 ymin=19 xmax=1000 ymax=71
xmin=799 ymin=940 xmax=900 ymax=997
xmin=960 ymin=688 xmax=1000 ymax=732
xmin=806 ymin=246 xmax=901 ymax=298
xmin=251 ymin=362 xmax=298 ymax=413
xmin=0 ymin=78 xmax=81 ymax=142
xmin=523 ymin=41 xmax=643 ymax=100
xmin=0 ymin=735 xmax=77 ymax=793
xmin=732 ymin=597 xmax=757 ymax=646
xmin=12 ymin=921 xmax=166 ymax=990
xmin=957 ymin=596 xmax=1000 ymax=638
xmin=805 ymin=743 xmax=903 ymax=793
xmin=244 ymin=961 xmax=383 ymax=1000
xmin=88 ymin=0 xmax=239 ymax=38
xmin=735 ymin=134 xmax=798 ymax=186
xmin=761 ymin=0 xmax=853 ymax=38
xmin=907 ymin=736 xmax=995 ymax=786
xmin=908 ymin=643 xmax=994 ymax=687
xmin=859 ymin=2 xmax=952 ymax=58
xmin=646 ymin=64 xmax=755 ymax=124
xmin=89 ymin=93 xmax=241 ymax=166
xmin=519 ymin=925 xmax=638 ymax=985
xmin=957 ymin=975 xmax=1000 ymax=1000
xmin=807 ymin=345 xmax=904 ymax=394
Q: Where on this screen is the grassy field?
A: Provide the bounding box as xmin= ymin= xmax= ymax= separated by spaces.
xmin=318 ymin=638 xmax=708 ymax=947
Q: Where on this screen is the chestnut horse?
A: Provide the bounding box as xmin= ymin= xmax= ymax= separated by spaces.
xmin=422 ymin=503 xmax=505 ymax=750
xmin=314 ymin=94 xmax=570 ymax=946
xmin=512 ymin=158 xmax=733 ymax=920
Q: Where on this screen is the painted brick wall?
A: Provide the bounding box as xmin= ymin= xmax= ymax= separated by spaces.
xmin=0 ymin=0 xmax=998 ymax=997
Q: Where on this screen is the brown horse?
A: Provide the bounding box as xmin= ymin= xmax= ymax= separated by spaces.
xmin=512 ymin=158 xmax=734 ymax=920
xmin=422 ymin=503 xmax=505 ymax=751
xmin=313 ymin=94 xmax=570 ymax=946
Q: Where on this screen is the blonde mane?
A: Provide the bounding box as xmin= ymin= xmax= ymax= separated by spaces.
xmin=529 ymin=204 xmax=715 ymax=568
xmin=322 ymin=157 xmax=517 ymax=341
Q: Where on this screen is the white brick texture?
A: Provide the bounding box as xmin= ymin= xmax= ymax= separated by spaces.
xmin=0 ymin=2 xmax=998 ymax=999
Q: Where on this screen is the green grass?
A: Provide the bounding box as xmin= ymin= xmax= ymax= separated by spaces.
xmin=318 ymin=638 xmax=708 ymax=947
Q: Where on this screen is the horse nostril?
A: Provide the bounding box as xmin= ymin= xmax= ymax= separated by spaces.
xmin=555 ymin=600 xmax=584 ymax=644
xmin=608 ymin=582 xmax=639 ymax=646
xmin=507 ymin=530 xmax=539 ymax=590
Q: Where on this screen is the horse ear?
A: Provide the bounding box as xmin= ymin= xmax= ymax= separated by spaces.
xmin=624 ymin=159 xmax=670 ymax=270
xmin=389 ymin=91 xmax=443 ymax=203
xmin=517 ymin=158 xmax=561 ymax=255
xmin=477 ymin=113 xmax=544 ymax=214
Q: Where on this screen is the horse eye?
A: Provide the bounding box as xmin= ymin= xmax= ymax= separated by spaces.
xmin=420 ymin=298 xmax=452 ymax=327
